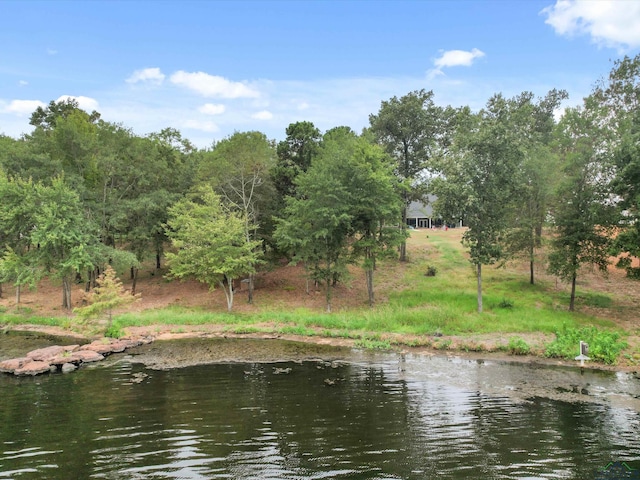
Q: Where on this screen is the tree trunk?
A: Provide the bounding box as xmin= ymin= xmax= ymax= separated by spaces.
xmin=476 ymin=263 xmax=483 ymax=313
xmin=62 ymin=277 xmax=72 ymax=310
xmin=530 ymin=259 xmax=535 ymax=285
xmin=0 ymin=282 xmax=3 ymax=299
xmin=569 ymin=274 xmax=577 ymax=312
xmin=131 ymin=267 xmax=139 ymax=296
xmin=220 ymin=277 xmax=234 ymax=312
xmin=366 ymin=268 xmax=374 ymax=307
xmin=247 ymin=273 xmax=254 ymax=304
xmin=130 ymin=266 xmax=135 ymax=280
xmin=156 ymin=251 xmax=161 ymax=270
xmin=15 ymin=284 xmax=21 ymax=304
xmin=325 ymin=277 xmax=332 ymax=313
xmin=399 ymin=206 xmax=408 ymax=262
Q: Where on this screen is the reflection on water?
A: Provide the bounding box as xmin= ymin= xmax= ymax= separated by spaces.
xmin=0 ymin=338 xmax=639 ymax=479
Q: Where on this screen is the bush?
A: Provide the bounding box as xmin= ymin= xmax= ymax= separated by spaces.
xmin=544 ymin=325 xmax=627 ymax=365
xmin=105 ymin=324 xmax=123 ymax=338
xmin=424 ymin=265 xmax=438 ymax=277
xmin=507 ymin=336 xmax=530 ymax=355
xmin=498 ymin=298 xmax=514 ymax=309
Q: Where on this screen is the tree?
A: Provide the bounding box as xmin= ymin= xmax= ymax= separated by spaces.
xmin=347 ymin=140 xmax=405 ymax=306
xmin=593 ymin=55 xmax=640 ymax=274
xmin=275 ymin=129 xmax=356 ymax=312
xmin=612 ymin=109 xmax=640 ymax=275
xmin=369 ymin=89 xmax=454 ymax=261
xmin=74 ymin=265 xmax=139 ymax=330
xmin=197 ymin=131 xmax=275 ymax=303
xmin=548 ymin=105 xmax=617 ymax=311
xmin=495 ymin=90 xmax=568 ymax=284
xmin=0 ymin=172 xmax=41 ymax=303
xmin=30 ymin=98 xmax=100 ymax=131
xmin=273 ymin=121 xmax=321 ymax=199
xmin=164 ymin=188 xmax=262 ymax=312
xmin=432 ymin=104 xmax=523 ymax=313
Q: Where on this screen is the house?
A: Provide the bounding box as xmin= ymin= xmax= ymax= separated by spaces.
xmin=406 ymin=196 xmax=462 ymax=228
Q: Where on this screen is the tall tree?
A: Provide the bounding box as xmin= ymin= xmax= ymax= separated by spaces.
xmin=496 ymin=89 xmax=568 ymax=284
xmin=369 ymin=89 xmax=454 ymax=261
xmin=164 ymin=188 xmax=262 ymax=312
xmin=548 ymin=105 xmax=617 ymax=311
xmin=273 ymin=121 xmax=321 ymax=199
xmin=432 ymin=101 xmax=523 ymax=313
xmin=347 ymin=140 xmax=405 ymax=306
xmin=593 ymin=54 xmax=640 ymax=274
xmin=30 ymin=178 xmax=98 ymax=309
xmin=197 ymin=131 xmax=275 ymax=303
xmin=275 ymin=129 xmax=357 ymax=312
xmin=0 ymin=172 xmax=40 ymax=302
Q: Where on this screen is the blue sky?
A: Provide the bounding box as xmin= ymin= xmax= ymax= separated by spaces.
xmin=1 ymin=0 xmax=639 ymax=148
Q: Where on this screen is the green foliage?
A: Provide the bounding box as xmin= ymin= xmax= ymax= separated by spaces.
xmin=354 ymin=336 xmax=392 ymax=350
xmin=74 ymin=265 xmax=139 ymax=328
xmin=548 ymin=105 xmax=618 ymax=311
xmin=273 ymin=121 xmax=321 ymax=199
xmin=165 ymin=187 xmax=263 ymax=311
xmin=498 ymin=298 xmax=514 ymax=309
xmin=544 ymin=325 xmax=627 ymax=364
xmin=105 ymin=323 xmax=124 ymax=338
xmin=507 ymin=337 xmax=531 ymax=355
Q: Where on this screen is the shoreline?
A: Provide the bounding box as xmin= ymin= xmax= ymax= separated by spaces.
xmin=4 ymin=323 xmax=637 ymax=375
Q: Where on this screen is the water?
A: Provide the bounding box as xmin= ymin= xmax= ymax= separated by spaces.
xmin=1 ymin=337 xmax=639 ymax=479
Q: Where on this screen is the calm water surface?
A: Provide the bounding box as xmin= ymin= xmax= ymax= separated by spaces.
xmin=1 ymin=337 xmax=639 ymax=479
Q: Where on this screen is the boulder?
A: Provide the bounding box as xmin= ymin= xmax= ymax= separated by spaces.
xmin=27 ymin=345 xmax=79 ymax=362
xmin=14 ymin=361 xmax=52 ymax=376
xmin=61 ymin=363 xmax=77 ymax=373
xmin=0 ymin=357 xmax=33 ymax=374
xmin=70 ymin=350 xmax=104 ymax=363
xmin=80 ymin=340 xmax=128 ymax=355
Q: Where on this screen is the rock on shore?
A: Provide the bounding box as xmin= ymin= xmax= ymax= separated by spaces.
xmin=0 ymin=337 xmax=152 ymax=376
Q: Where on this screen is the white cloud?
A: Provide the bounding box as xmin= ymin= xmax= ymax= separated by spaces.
xmin=251 ymin=110 xmax=273 ymax=120
xmin=170 ymin=71 xmax=260 ymax=98
xmin=126 ymin=67 xmax=165 ymax=85
xmin=18 ymin=80 xmax=28 ymax=87
xmin=434 ymin=48 xmax=486 ymax=69
xmin=182 ymin=119 xmax=219 ymax=133
xmin=428 ymin=48 xmax=485 ymax=79
xmin=56 ymin=95 xmax=100 ymax=112
xmin=2 ymin=99 xmax=46 ymax=115
xmin=542 ymin=0 xmax=640 ymax=50
xmin=198 ymin=103 xmax=225 ymax=115
xmin=46 ymin=48 xmax=58 ymax=55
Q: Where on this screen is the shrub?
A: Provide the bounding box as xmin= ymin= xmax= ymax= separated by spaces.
xmin=507 ymin=337 xmax=530 ymax=355
xmin=544 ymin=325 xmax=627 ymax=365
xmin=424 ymin=265 xmax=438 ymax=277
xmin=498 ymin=298 xmax=514 ymax=309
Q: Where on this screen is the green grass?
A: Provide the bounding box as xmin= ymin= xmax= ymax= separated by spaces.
xmin=3 ymin=229 xmax=634 ymax=364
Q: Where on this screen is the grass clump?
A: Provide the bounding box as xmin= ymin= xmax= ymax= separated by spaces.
xmin=544 ymin=325 xmax=627 ymax=365
xmin=506 ymin=336 xmax=530 ymax=355
xmin=354 ymin=335 xmax=392 ymax=350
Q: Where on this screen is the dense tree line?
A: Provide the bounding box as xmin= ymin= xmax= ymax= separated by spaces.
xmin=2 ymin=55 xmax=640 ymax=313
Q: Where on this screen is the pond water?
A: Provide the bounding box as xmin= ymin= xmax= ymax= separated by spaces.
xmin=1 ymin=336 xmax=639 ymax=479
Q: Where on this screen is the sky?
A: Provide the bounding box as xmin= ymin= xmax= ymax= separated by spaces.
xmin=1 ymin=0 xmax=640 ymax=148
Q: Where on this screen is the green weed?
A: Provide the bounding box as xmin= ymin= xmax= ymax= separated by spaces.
xmin=544 ymin=325 xmax=627 ymax=364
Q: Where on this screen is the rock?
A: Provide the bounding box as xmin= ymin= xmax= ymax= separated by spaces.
xmin=61 ymin=363 xmax=77 ymax=373
xmin=273 ymin=367 xmax=292 ymax=375
xmin=69 ymin=350 xmax=104 ymax=363
xmin=0 ymin=357 xmax=33 ymax=374
xmin=79 ymin=340 xmax=127 ymax=355
xmin=14 ymin=361 xmax=52 ymax=376
xmin=27 ymin=345 xmax=79 ymax=362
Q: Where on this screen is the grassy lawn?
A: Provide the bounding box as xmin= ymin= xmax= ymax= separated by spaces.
xmin=2 ymin=228 xmax=637 ymax=364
